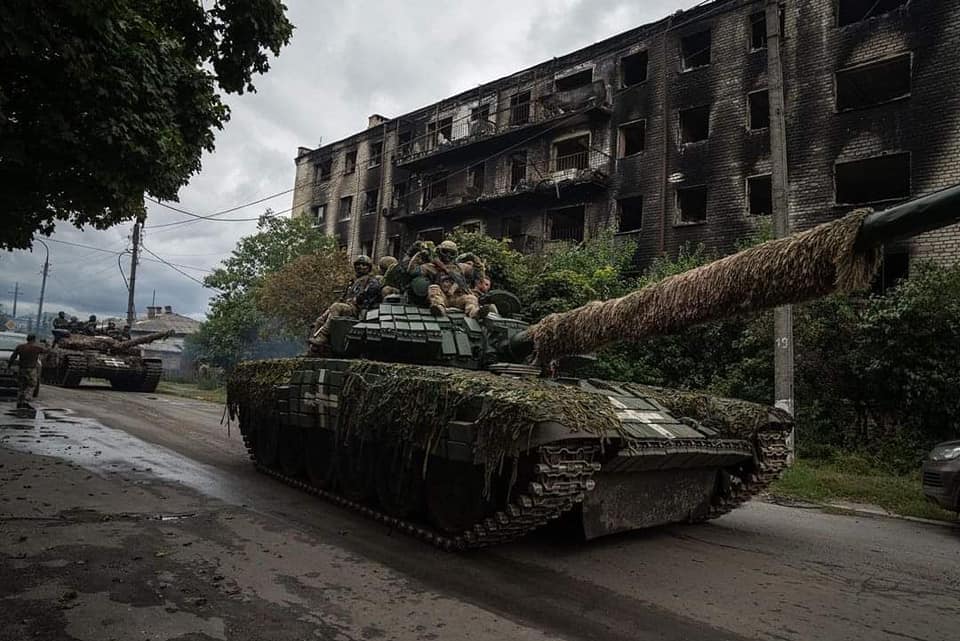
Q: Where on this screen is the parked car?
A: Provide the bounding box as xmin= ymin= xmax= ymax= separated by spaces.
xmin=0 ymin=331 xmax=27 ymax=399
xmin=921 ymin=441 xmax=960 ymax=513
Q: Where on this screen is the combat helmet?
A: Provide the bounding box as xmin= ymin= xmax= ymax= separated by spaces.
xmin=353 ymin=254 xmax=373 ymax=276
xmin=437 ymin=240 xmax=458 ymax=262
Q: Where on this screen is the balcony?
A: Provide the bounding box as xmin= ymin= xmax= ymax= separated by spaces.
xmin=394 ymin=80 xmax=609 ymax=169
xmin=389 ymin=149 xmax=610 ymax=220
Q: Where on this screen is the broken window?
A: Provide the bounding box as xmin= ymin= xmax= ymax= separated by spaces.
xmin=422 ymin=173 xmax=448 ymax=207
xmin=681 ymin=29 xmax=711 ymax=70
xmin=338 ymin=195 xmax=353 ymax=221
xmin=392 ymin=181 xmax=409 ymax=207
xmin=398 ymin=130 xmax=412 ymax=156
xmin=555 ymin=69 xmax=593 ymax=92
xmin=459 ymin=220 xmax=482 ymax=234
xmin=836 ymin=54 xmax=911 ymax=111
xmin=343 ymin=150 xmax=357 ymax=174
xmin=747 ymin=175 xmax=773 ymax=215
xmin=428 ymin=117 xmax=453 ymax=147
xmin=471 ymin=104 xmax=490 ymax=122
xmin=502 ymin=216 xmax=523 ymax=238
xmin=316 ymin=159 xmax=333 ymax=182
xmin=679 ymin=105 xmax=710 ymax=143
xmin=618 ymin=120 xmax=646 ymax=157
xmin=418 ymin=228 xmax=444 ymax=244
xmin=617 ymin=196 xmax=643 ymax=232
xmin=509 ymin=91 xmax=531 ymax=125
xmin=835 ymin=153 xmax=910 ymax=204
xmin=468 ymin=162 xmax=485 ymax=190
xmin=310 ymin=203 xmax=327 ymax=226
xmin=360 ymin=240 xmax=373 ymax=257
xmin=749 ymin=90 xmax=770 ymax=129
xmin=874 ymin=251 xmax=910 ymax=294
xmin=620 ymin=51 xmax=649 ymax=87
xmin=677 ymin=186 xmax=708 ymax=223
xmin=386 ymin=235 xmax=401 ymax=259
xmin=838 ymin=0 xmax=908 ymax=27
xmin=363 ymin=189 xmax=379 ymax=214
xmin=368 ymin=141 xmax=383 ymax=168
xmin=553 ymin=135 xmax=590 ymax=170
xmin=510 ymin=151 xmax=527 ymax=188
xmin=750 ymin=12 xmax=767 ymax=50
xmin=548 ymin=206 xmax=585 ymax=242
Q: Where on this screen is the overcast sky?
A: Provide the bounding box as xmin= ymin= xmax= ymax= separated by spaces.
xmin=1 ymin=0 xmax=690 ymax=322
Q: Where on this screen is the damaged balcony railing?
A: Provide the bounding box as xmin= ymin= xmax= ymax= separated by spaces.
xmin=395 ymin=80 xmax=608 ymax=166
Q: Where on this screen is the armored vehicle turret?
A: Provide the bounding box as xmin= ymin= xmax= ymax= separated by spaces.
xmin=42 ymin=329 xmax=175 ymax=392
xmin=229 ymin=185 xmax=960 ymax=549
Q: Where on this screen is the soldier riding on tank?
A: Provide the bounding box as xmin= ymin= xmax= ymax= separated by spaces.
xmin=424 ymin=240 xmax=493 ymax=319
xmin=308 ymin=254 xmax=383 ymax=354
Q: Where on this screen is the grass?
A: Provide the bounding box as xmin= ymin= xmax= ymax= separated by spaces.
xmin=155 ymin=381 xmax=226 ymax=405
xmin=770 ymin=457 xmax=958 ymax=523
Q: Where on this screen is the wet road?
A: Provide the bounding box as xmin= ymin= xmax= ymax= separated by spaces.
xmin=2 ymin=385 xmax=959 ymax=641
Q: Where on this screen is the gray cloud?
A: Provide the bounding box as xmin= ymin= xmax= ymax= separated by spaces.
xmin=1 ymin=0 xmax=690 ymax=322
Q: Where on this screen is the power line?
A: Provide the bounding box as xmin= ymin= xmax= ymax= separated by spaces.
xmin=145 ymin=190 xmax=292 ymax=224
xmin=141 ymin=244 xmax=216 ymax=290
xmin=40 ymin=237 xmax=213 ymax=273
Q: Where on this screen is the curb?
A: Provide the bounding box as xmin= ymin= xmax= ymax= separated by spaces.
xmin=763 ymin=496 xmax=960 ymax=530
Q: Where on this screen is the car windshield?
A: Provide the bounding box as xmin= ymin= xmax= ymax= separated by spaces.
xmin=0 ymin=334 xmax=25 ymax=351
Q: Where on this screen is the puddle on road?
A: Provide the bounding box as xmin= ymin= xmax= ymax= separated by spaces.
xmin=0 ymin=404 xmax=248 ymax=505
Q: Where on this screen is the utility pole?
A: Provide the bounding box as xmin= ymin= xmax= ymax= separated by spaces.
xmin=10 ymin=282 xmax=19 ymax=318
xmin=35 ymin=240 xmax=50 ymax=333
xmin=126 ymin=213 xmax=145 ymax=326
xmin=766 ymin=0 xmax=795 ymax=460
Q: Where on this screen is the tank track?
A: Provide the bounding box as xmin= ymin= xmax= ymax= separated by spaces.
xmin=139 ymin=361 xmax=163 ymax=392
xmin=698 ymin=426 xmax=791 ymax=521
xmin=244 ymin=436 xmax=600 ymax=551
xmin=61 ymin=355 xmax=84 ymax=388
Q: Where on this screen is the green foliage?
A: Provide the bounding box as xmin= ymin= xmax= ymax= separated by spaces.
xmin=0 ymin=0 xmax=294 ymax=249
xmin=446 ymin=229 xmax=528 ymax=294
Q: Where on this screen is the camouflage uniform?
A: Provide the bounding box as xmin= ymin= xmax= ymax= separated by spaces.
xmin=426 ymin=240 xmax=490 ymax=318
xmin=8 ymin=338 xmax=45 ymax=409
xmin=52 ymin=312 xmax=69 ymax=330
xmin=378 ymin=256 xmax=400 ymax=296
xmin=309 ymin=255 xmax=383 ymax=352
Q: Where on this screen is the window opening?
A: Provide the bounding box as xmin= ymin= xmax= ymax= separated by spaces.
xmin=511 ymin=151 xmax=528 ymax=188
xmin=679 ymin=105 xmax=710 ymax=143
xmin=310 ymin=203 xmax=327 ymax=226
xmin=418 ymin=228 xmax=444 ymax=244
xmin=749 ymin=90 xmax=770 ymax=129
xmin=747 ymin=175 xmax=773 ymax=215
xmin=681 ymin=30 xmax=711 ymax=70
xmin=874 ymin=251 xmax=910 ymax=294
xmin=398 ymin=130 xmax=412 ymax=156
xmin=316 ymin=159 xmax=332 ymax=182
xmin=750 ymin=12 xmax=767 ymax=50
xmin=617 ymin=196 xmax=643 ymax=232
xmin=502 ymin=216 xmax=523 ymax=238
xmin=368 ymin=141 xmax=383 ymax=168
xmin=838 ymin=0 xmax=908 ymax=27
xmin=428 ymin=117 xmax=453 ymax=147
xmin=553 ymin=135 xmax=590 ymax=171
xmin=338 ymin=195 xmax=353 ymax=221
xmin=509 ymin=91 xmax=531 ymax=125
xmin=422 ymin=173 xmax=448 ymax=207
xmin=363 ymin=189 xmax=379 ymax=214
xmin=392 ymin=181 xmax=408 ymax=207
xmin=555 ymin=69 xmax=593 ymax=92
xmin=468 ymin=162 xmax=485 ymax=190
xmin=618 ymin=120 xmax=646 ymax=157
xmin=360 ymin=240 xmax=373 ymax=257
xmin=835 ymin=153 xmax=910 ymax=204
xmin=836 ymin=54 xmax=911 ymax=111
xmin=548 ymin=206 xmax=585 ymax=242
xmin=620 ymin=51 xmax=649 ymax=87
xmin=387 ymin=235 xmax=401 ymax=259
xmin=677 ymin=186 xmax=707 ymax=223
xmin=459 ymin=220 xmax=482 ymax=234
xmin=343 ymin=150 xmax=357 ymax=174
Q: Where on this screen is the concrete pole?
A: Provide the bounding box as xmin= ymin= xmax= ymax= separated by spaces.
xmin=766 ymin=1 xmax=795 ymax=461
xmin=126 ymin=214 xmax=144 ymax=326
xmin=11 ymin=282 xmax=19 ymax=318
xmin=35 ymin=240 xmax=49 ymax=333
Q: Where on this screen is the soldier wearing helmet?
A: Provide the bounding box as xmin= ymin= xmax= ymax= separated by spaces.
xmin=308 ymin=254 xmax=383 ymax=354
xmin=377 ymin=255 xmax=400 ymax=296
xmin=425 ymin=239 xmax=493 ymax=319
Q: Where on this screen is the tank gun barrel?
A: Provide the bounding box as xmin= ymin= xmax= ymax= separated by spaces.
xmin=110 ymin=329 xmax=175 ymax=352
xmin=517 ymin=184 xmax=960 ymax=364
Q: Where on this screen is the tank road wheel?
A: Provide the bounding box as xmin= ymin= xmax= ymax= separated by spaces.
xmin=255 ymin=416 xmax=281 ymax=468
xmin=305 ymin=430 xmax=334 ymax=489
xmin=425 ymin=458 xmax=491 ymax=534
xmin=375 ymin=445 xmax=424 ymax=518
xmin=60 ymin=356 xmax=83 ymax=388
xmin=279 ymin=427 xmax=307 ymax=477
xmin=335 ymin=438 xmax=375 ymax=502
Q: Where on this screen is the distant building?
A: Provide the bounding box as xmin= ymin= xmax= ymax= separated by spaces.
xmin=291 ymin=0 xmax=960 ymax=285
xmin=131 ymin=305 xmax=201 ymax=377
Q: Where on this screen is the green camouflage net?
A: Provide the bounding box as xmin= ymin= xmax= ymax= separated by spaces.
xmin=338 ymin=361 xmax=624 ymax=494
xmin=227 ymin=358 xmax=302 ymax=421
xmin=623 ymin=382 xmax=792 ymax=440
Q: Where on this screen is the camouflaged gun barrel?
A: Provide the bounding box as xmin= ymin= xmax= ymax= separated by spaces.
xmin=515 ymin=183 xmax=960 ymax=364
xmin=110 ymin=329 xmax=175 ymax=352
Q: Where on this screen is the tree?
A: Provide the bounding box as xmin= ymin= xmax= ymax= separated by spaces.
xmin=256 ymin=251 xmax=353 ymax=337
xmin=0 ymin=0 xmax=294 ymax=250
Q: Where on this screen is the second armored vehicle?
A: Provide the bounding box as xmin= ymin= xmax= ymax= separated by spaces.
xmin=42 ymin=330 xmax=174 ymax=392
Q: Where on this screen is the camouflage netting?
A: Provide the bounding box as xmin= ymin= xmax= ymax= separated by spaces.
xmin=530 ymin=210 xmax=881 ymax=364
xmin=622 ymin=383 xmax=792 ymax=441
xmin=227 ymin=358 xmax=302 ymax=421
xmin=338 ymin=361 xmax=623 ymax=494
xmin=56 ymin=330 xmax=174 ymax=354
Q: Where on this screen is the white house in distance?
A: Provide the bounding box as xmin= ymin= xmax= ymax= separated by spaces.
xmin=131 ymin=305 xmax=201 ymax=378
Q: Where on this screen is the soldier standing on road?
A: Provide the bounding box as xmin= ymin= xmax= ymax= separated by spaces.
xmin=7 ymin=334 xmax=47 ymax=409
xmin=308 ymin=255 xmax=383 ymax=354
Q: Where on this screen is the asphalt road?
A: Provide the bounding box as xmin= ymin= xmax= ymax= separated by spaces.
xmin=2 ymin=384 xmax=958 ymax=641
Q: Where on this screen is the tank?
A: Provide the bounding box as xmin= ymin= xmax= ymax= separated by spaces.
xmin=228 ymin=185 xmax=960 ymax=550
xmin=42 ymin=330 xmax=175 ymax=392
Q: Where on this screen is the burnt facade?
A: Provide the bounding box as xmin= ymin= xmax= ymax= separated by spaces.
xmin=291 ymin=0 xmax=960 ymax=275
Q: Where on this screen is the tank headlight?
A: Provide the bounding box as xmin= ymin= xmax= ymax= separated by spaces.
xmin=929 ymin=445 xmax=960 ymax=461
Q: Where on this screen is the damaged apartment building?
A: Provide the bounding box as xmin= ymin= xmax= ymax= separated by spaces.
xmin=291 ymin=0 xmax=960 ymax=281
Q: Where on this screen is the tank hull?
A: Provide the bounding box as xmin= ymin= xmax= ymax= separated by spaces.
xmin=41 ymin=348 xmax=164 ymax=392
xmin=229 ymin=357 xmax=790 ymax=549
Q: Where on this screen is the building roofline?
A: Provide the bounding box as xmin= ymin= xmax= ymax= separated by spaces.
xmin=295 ymin=0 xmax=739 ymax=162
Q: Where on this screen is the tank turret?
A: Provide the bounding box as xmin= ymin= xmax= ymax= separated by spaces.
xmin=229 ymin=184 xmax=960 ymax=550
xmin=110 ymin=329 xmax=176 ymax=354
xmin=41 ymin=329 xmax=174 ymax=392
